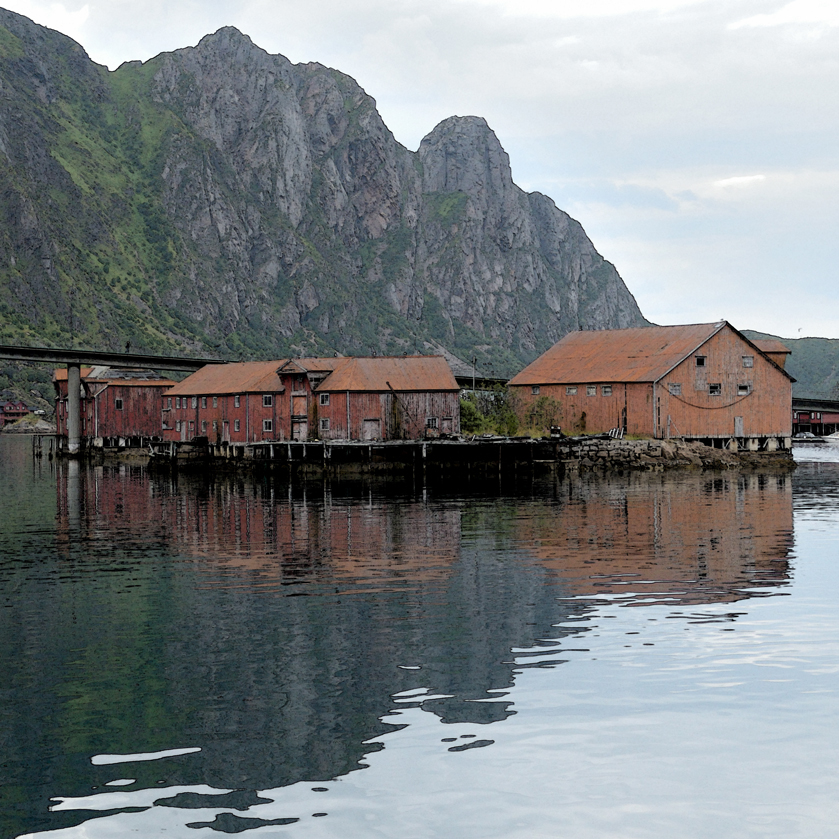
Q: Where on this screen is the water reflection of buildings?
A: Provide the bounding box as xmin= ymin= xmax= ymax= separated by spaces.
xmin=517 ymin=471 xmax=793 ymax=606
xmin=46 ymin=464 xmax=794 ymax=801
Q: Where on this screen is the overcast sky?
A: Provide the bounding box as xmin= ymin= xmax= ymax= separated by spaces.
xmin=4 ymin=0 xmax=838 ymax=339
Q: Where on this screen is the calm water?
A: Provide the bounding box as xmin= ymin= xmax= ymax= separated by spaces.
xmin=0 ymin=436 xmax=837 ymax=838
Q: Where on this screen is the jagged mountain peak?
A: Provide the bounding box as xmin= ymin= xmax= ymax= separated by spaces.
xmin=0 ymin=11 xmax=647 ymax=375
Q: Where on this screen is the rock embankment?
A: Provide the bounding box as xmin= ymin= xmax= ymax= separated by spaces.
xmin=561 ymin=437 xmax=793 ymax=471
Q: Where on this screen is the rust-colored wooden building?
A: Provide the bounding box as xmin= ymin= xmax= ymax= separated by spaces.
xmin=313 ymin=356 xmax=460 ymax=441
xmin=53 ymin=366 xmax=176 ymax=442
xmin=162 ymin=355 xmax=460 ymax=444
xmin=509 ymin=322 xmax=794 ymax=449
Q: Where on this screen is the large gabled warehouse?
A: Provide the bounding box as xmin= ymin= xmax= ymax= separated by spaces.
xmin=509 ymin=321 xmax=794 ymax=449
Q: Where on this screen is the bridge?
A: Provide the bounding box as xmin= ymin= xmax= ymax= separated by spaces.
xmin=0 ymin=344 xmax=225 ymax=455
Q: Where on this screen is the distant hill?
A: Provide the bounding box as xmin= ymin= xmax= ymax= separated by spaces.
xmin=0 ymin=10 xmax=647 ymax=383
xmin=744 ymin=331 xmax=839 ymax=399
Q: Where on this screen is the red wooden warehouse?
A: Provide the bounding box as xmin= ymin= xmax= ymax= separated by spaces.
xmin=54 ymin=366 xmax=176 ymax=443
xmin=162 ymin=355 xmax=460 ymax=444
xmin=509 ymin=321 xmax=794 ymax=449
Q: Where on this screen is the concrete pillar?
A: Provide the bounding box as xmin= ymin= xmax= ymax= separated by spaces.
xmin=67 ymin=363 xmax=81 ymax=455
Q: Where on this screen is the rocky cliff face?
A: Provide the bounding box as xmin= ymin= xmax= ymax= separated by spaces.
xmin=0 ymin=13 xmax=646 ymax=374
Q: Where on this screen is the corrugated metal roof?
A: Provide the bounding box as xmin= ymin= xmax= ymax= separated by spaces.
xmin=318 ymin=356 xmax=459 ymax=392
xmin=509 ymin=323 xmax=727 ymax=385
xmin=165 ymin=361 xmax=290 ymax=395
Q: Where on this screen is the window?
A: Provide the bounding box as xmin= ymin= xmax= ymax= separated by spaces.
xmin=427 ymin=417 xmax=438 ymax=429
xmin=601 ymin=386 xmax=612 ymax=396
xmin=188 ymin=421 xmax=195 ymax=430
xmin=213 ymin=397 xmax=218 ymax=408
xmin=114 ymin=398 xmax=123 ymax=410
xmin=167 ymin=397 xmax=172 ymax=408
xmin=742 ymin=356 xmax=754 ymax=368
xmin=176 ymin=397 xmax=181 ymax=408
xmin=201 ymin=397 xmax=207 ymax=409
xmin=668 ymin=383 xmax=682 ymax=396
xmin=319 ymin=393 xmax=330 ymax=406
xmin=162 ymin=421 xmax=169 ymax=430
xmin=320 ymin=418 xmax=330 ymax=431
xmin=696 ymin=356 xmax=706 ymax=367
xmin=294 ymin=376 xmax=304 ymax=391
xmin=586 ymin=385 xmax=596 ymax=396
xmin=566 ymin=386 xmax=577 ymax=395
xmin=201 ymin=420 xmax=207 ymax=433
xmin=191 ymin=397 xmax=198 ymax=409
xmin=263 ymin=419 xmax=273 ymax=432
xmin=263 ymin=394 xmax=273 ymax=407
xmin=738 ymin=384 xmax=751 ymax=396
xmin=709 ymin=383 xmax=721 ymax=395
xmin=234 ymin=395 xmax=240 ymax=408
xmin=531 ymin=386 xmax=541 ymax=395
xmin=176 ymin=421 xmax=181 ymax=432
xmin=234 ymin=419 xmax=240 ymax=432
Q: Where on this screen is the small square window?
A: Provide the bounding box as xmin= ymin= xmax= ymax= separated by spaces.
xmin=696 ymin=356 xmax=706 ymax=367
xmin=738 ymin=384 xmax=751 ymax=396
xmin=427 ymin=417 xmax=438 ymax=429
xmin=531 ymin=386 xmax=541 ymax=395
xmin=212 ymin=397 xmax=218 ymax=408
xmin=601 ymin=386 xmax=612 ymax=396
xmin=566 ymin=386 xmax=577 ymax=395
xmin=709 ymin=383 xmax=721 ymax=395
xmin=234 ymin=395 xmax=240 ymax=408
xmin=320 ymin=418 xmax=330 ymax=431
xmin=668 ymin=383 xmax=682 ymax=396
xmin=586 ymin=385 xmax=596 ymax=396
xmin=263 ymin=394 xmax=273 ymax=407
xmin=114 ymin=398 xmax=123 ymax=410
xmin=319 ymin=393 xmax=330 ymax=406
xmin=201 ymin=397 xmax=207 ymax=409
xmin=234 ymin=419 xmax=240 ymax=432
xmin=742 ymin=356 xmax=754 ymax=368
xmin=263 ymin=419 xmax=273 ymax=432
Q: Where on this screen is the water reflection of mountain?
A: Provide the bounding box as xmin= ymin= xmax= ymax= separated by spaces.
xmin=1 ymin=458 xmax=793 ymax=836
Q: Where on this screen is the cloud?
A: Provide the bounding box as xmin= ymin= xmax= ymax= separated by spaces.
xmin=2 ymin=0 xmax=89 ymax=44
xmin=729 ymin=0 xmax=839 ymax=29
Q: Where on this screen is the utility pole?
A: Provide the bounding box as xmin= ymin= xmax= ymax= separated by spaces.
xmin=472 ymin=356 xmax=476 ymax=392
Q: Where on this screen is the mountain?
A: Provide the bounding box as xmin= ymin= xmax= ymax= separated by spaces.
xmin=743 ymin=331 xmax=839 ymax=400
xmin=0 ymin=10 xmax=646 ymax=379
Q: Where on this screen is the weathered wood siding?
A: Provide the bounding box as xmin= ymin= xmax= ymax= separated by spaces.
xmin=511 ymin=325 xmax=792 ymax=439
xmin=317 ymin=391 xmax=460 ymax=440
xmin=657 ymin=327 xmax=792 ymax=438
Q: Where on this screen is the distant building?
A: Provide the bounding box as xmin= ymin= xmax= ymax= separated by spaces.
xmin=162 ymin=356 xmax=460 ymax=443
xmin=0 ymin=400 xmax=32 ymax=428
xmin=53 ymin=367 xmax=176 ymax=442
xmin=508 ymin=321 xmax=794 ymax=449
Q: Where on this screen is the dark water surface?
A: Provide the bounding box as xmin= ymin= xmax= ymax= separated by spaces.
xmin=1 ymin=435 xmax=837 ymax=838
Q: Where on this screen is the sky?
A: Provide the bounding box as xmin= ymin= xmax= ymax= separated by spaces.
xmin=3 ymin=0 xmax=839 ymax=339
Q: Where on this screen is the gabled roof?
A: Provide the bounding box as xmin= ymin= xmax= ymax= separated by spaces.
xmin=165 ymin=361 xmax=289 ymax=395
xmin=318 ymin=356 xmax=459 ymax=392
xmin=509 ymin=322 xmax=795 ymax=386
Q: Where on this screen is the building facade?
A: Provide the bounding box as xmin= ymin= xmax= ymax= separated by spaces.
xmin=509 ymin=322 xmax=794 ymax=448
xmin=54 ymin=367 xmax=176 ymax=442
xmin=162 ymin=356 xmax=460 ymax=444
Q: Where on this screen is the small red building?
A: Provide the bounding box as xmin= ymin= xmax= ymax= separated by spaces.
xmin=162 ymin=355 xmax=460 ymax=444
xmin=0 ymin=400 xmax=32 ymax=428
xmin=509 ymin=321 xmax=794 ymax=448
xmin=54 ymin=366 xmax=176 ymax=442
